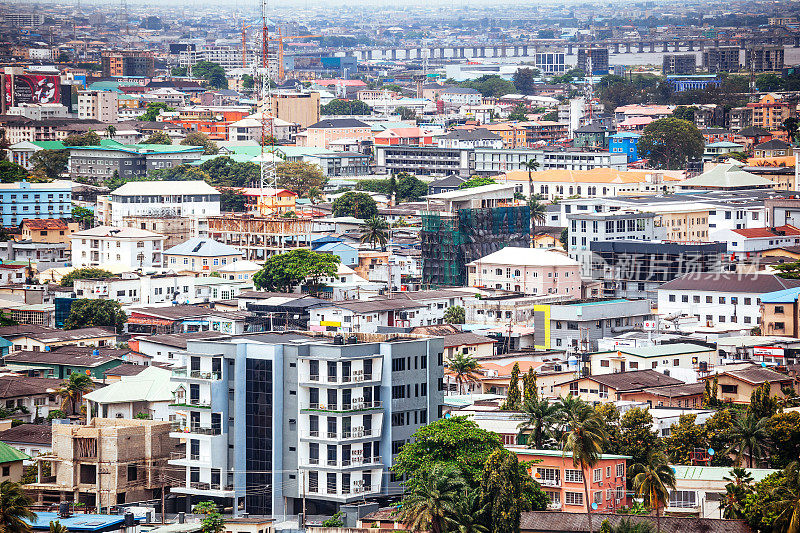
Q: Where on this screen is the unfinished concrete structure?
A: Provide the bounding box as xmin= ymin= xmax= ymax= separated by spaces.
xmin=205 ymin=215 xmax=313 ymax=261
xmin=25 ymin=418 xmax=179 ymax=510
xmin=121 ymin=215 xmax=193 ymax=248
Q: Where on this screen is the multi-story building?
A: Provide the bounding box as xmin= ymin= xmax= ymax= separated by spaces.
xmin=297 ymin=118 xmax=372 ymax=150
xmin=109 ymin=180 xmax=220 ymax=226
xmin=466 ymin=247 xmax=581 ymax=297
xmin=167 ymin=332 xmax=445 ymax=516
xmin=747 ymin=93 xmax=797 ymax=131
xmin=77 ymin=90 xmax=118 ymax=122
xmin=121 ymin=215 xmax=193 ymax=248
xmin=101 ymin=50 xmax=155 ymax=77
xmin=375 ymin=145 xmax=473 ymax=176
xmin=70 ymin=226 xmax=165 ymax=269
xmin=0 ymin=180 xmax=73 ymax=227
xmin=474 ymin=148 xmax=628 ymax=175
xmin=703 ymin=47 xmax=740 ymax=73
xmin=534 ymin=50 xmax=567 ymax=75
xmin=745 ymin=46 xmax=785 ymax=73
xmin=72 ymin=273 xmax=196 ymax=307
xmin=26 ymin=418 xmax=179 ymax=509
xmin=576 ymin=47 xmax=610 ymax=75
xmin=439 ymin=88 xmax=482 ymax=106
xmin=163 ymin=238 xmax=243 ymax=275
xmin=662 ymin=54 xmax=697 ymax=75
xmin=657 ymin=273 xmax=800 ymax=329
xmin=68 ymin=143 xmax=204 ymax=182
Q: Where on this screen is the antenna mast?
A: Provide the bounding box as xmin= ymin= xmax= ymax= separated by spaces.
xmin=259 ymin=0 xmax=282 ymax=251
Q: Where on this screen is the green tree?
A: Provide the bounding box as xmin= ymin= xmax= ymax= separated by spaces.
xmin=443 ymin=305 xmax=465 ymax=324
xmin=333 ymin=192 xmax=378 ymax=219
xmin=507 ymin=104 xmax=529 ymax=121
xmin=241 ymin=73 xmax=255 ymax=90
xmin=611 ymin=517 xmax=656 ymax=533
xmin=671 ymin=106 xmax=696 ymax=122
xmin=320 ymin=99 xmax=372 ymax=115
xmin=512 ymin=68 xmax=537 ymax=95
xmin=768 ymin=411 xmax=800 ymax=469
xmin=664 ymin=414 xmax=706 ymax=464
xmin=619 ymin=408 xmax=661 ymax=468
xmin=783 ymin=117 xmax=799 ymax=145
xmin=219 ymin=188 xmax=247 ymax=212
xmin=523 ymin=368 xmax=538 ymax=401
xmin=702 ymin=375 xmax=720 ymax=407
xmin=447 ymin=352 xmax=481 ymax=395
xmin=63 ymin=299 xmax=127 ymax=332
xmin=172 ymin=66 xmax=188 ymax=76
xmin=529 ymin=196 xmax=546 ymax=241
xmin=446 ymin=490 xmax=489 ymax=533
xmin=460 ymin=75 xmax=516 ymax=97
xmin=63 ymin=131 xmax=101 ymax=147
xmin=139 ymin=102 xmax=175 ymax=121
xmin=756 ymin=73 xmax=784 ymax=92
xmin=562 ymin=406 xmax=607 ymax=533
xmin=542 ymin=111 xmax=559 ymax=122
xmin=459 ymin=176 xmax=497 ymax=189
xmin=360 ymin=216 xmax=389 ymax=249
xmin=772 ymin=261 xmax=800 ymax=279
xmin=704 ymin=408 xmax=735 ymax=466
xmin=29 ymin=150 xmax=69 ymax=180
xmin=594 ymin=403 xmax=622 ymax=455
xmin=399 ymin=464 xmax=466 ymax=533
xmin=0 ymin=480 xmax=36 ymax=533
xmin=630 ymin=451 xmax=676 ymax=533
xmin=395 ymin=106 xmax=417 ymax=121
xmin=55 ymin=372 xmax=94 ymax=415
xmin=518 ymin=396 xmax=560 ymax=449
xmin=501 ymin=363 xmax=522 ymax=411
xmin=720 ymin=468 xmax=754 ymax=519
xmin=192 ymin=61 xmax=227 ymax=89
xmin=750 ymin=382 xmax=780 ymax=420
xmin=392 ymin=416 xmax=501 ymax=487
xmin=252 ymin=249 xmax=340 ymax=293
xmin=479 ymin=449 xmax=525 ymax=533
xmin=276 ymin=161 xmax=327 ymax=197
xmin=322 ymin=512 xmax=344 ymax=527
xmin=770 ymin=462 xmax=800 ymax=533
xmin=638 ymin=117 xmax=704 ymax=170
xmin=49 ymin=521 xmax=68 ymax=533
xmin=193 ymin=501 xmax=224 ymax=533
xmin=0 ymin=161 xmax=28 ymax=183
xmin=726 ymin=410 xmax=769 ymax=468
xmin=181 ymin=132 xmax=218 ymax=155
xmin=144 ymin=131 xmax=172 ymax=145
xmin=60 ymin=268 xmax=114 ymax=287
xmin=743 ymin=470 xmax=786 ymax=532
xmin=71 ymin=206 xmax=94 ymax=229
xmin=105 ymin=125 xmax=117 ymax=139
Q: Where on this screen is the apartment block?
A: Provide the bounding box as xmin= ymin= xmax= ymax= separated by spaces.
xmin=745 ymin=46 xmax=785 ymax=73
xmin=0 ymin=180 xmax=73 ymax=227
xmin=702 ymin=47 xmax=740 ymax=73
xmin=167 ymin=332 xmax=445 ymax=517
xmin=662 ymin=54 xmax=697 ymax=75
xmin=77 ymin=90 xmax=118 ymax=122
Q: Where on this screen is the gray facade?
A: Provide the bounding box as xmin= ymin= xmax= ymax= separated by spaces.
xmin=68 ymin=147 xmax=203 ymax=181
xmin=473 ymin=148 xmax=628 ymax=174
xmin=0 ymin=240 xmax=70 ymax=271
xmin=703 ymin=47 xmax=740 ymax=73
xmin=374 ymin=145 xmax=474 ymax=176
xmin=548 ymin=299 xmax=653 ymax=352
xmin=168 ymin=332 xmax=444 ymax=517
xmin=662 ymin=54 xmax=697 ymax=75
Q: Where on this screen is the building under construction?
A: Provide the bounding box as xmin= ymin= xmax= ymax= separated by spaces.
xmin=421 ymin=206 xmax=531 ymax=287
xmin=206 ymin=215 xmax=313 ymax=261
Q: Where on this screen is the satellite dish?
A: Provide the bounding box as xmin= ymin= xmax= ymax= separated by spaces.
xmin=591 ymin=503 xmax=598 ymax=510
xmin=761 ymin=362 xmax=767 ymax=367
xmin=708 ymin=448 xmax=715 ymax=456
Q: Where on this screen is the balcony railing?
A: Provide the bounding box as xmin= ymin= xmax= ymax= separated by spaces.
xmin=189 ymin=481 xmax=234 ymax=491
xmin=171 ymin=422 xmax=222 ymax=436
xmin=308 ymin=374 xmax=320 ymax=381
xmin=305 ymin=401 xmax=382 ymax=412
xmin=170 ymin=398 xmax=212 ymax=408
xmin=172 ymin=369 xmax=222 ymax=380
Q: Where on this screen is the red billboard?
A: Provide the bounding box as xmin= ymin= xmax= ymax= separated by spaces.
xmin=11 ymin=75 xmax=61 ymax=105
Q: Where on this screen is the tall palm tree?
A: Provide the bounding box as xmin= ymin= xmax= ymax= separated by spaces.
xmin=446 ymin=353 xmax=482 ymax=395
xmin=56 ymin=372 xmax=94 ymax=416
xmin=725 ymin=411 xmax=769 ymax=468
xmin=518 ymin=396 xmax=561 ymax=449
xmin=445 ymin=489 xmax=488 ymax=533
xmin=105 ymin=125 xmax=116 ymax=139
xmin=770 ymin=461 xmax=800 ymax=533
xmin=0 ymin=480 xmax=36 ymax=533
xmin=399 ymin=464 xmax=466 ymax=533
xmin=558 ymin=395 xmax=593 ymax=427
xmin=525 ymin=159 xmax=541 ymax=247
xmin=720 ymin=468 xmax=754 ymax=519
xmin=562 ymin=409 xmax=607 ymax=533
xmin=359 ymin=216 xmax=390 ymax=250
xmin=630 ymin=450 xmax=676 ymax=533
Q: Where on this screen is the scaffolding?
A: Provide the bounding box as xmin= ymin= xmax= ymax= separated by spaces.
xmin=206 ymin=215 xmax=313 ymax=261
xmin=421 ymin=206 xmax=531 ymax=287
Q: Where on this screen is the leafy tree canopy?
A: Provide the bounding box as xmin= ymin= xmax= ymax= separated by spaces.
xmin=460 ymin=176 xmax=497 ymax=189
xmin=332 ymin=191 xmax=379 ymax=219
xmin=320 ymin=99 xmax=372 ymax=115
xmin=638 ymin=117 xmax=704 ymax=170
xmin=252 ymin=249 xmax=340 ymax=293
xmin=192 ymin=61 xmax=227 ymax=89
xmin=29 ymin=150 xmax=69 ymax=180
xmin=276 ymin=161 xmax=327 ymax=197
xmin=139 ymin=102 xmax=175 ymax=122
xmin=144 ymin=131 xmax=172 ymax=145
xmin=0 ymin=161 xmax=28 ymax=183
xmin=63 ymin=131 xmax=101 ymax=147
xmin=64 ymin=299 xmax=127 ymax=331
xmin=181 ymin=132 xmax=218 ymax=155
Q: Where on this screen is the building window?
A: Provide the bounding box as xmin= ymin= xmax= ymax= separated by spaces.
xmin=669 ymin=490 xmax=697 ymax=508
xmin=565 ymin=469 xmax=583 ymax=483
xmin=565 ymin=492 xmax=584 ymax=506
xmin=593 ymin=468 xmax=602 ymax=483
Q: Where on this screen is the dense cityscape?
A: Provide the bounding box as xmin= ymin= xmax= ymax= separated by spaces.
xmin=0 ymin=0 xmax=800 ymax=532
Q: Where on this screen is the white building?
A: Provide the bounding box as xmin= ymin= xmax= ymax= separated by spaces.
xmin=72 ymin=273 xmax=196 ymax=307
xmin=710 ymin=225 xmax=800 ymax=259
xmin=77 ymin=90 xmax=119 ymax=122
xmin=467 ymin=247 xmax=581 ymax=296
xmin=439 ymin=88 xmax=482 ymax=106
xmin=71 ymin=226 xmax=165 ymax=270
xmin=84 ymin=366 xmax=174 ymax=422
xmin=227 ymin=115 xmax=296 ymax=143
xmin=109 ymin=180 xmax=221 ymax=226
xmin=657 ymin=273 xmax=800 ymax=329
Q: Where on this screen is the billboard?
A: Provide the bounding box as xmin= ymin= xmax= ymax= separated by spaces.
xmin=11 ymin=75 xmax=61 ymax=105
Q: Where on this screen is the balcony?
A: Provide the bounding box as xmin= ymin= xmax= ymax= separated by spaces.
xmin=538 ymin=478 xmax=561 ymax=488
xmin=169 ymin=397 xmax=212 ymax=409
xmin=172 ymin=369 xmax=222 ymax=380
xmin=547 ymin=503 xmax=562 ymax=510
xmin=304 ymin=401 xmax=383 ymax=413
xmin=171 ymin=422 xmax=222 ymax=436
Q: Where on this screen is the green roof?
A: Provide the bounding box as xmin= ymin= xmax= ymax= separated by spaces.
xmin=0 ymin=441 xmax=30 ymax=464
xmin=671 ymin=465 xmax=777 ymax=482
xmin=607 ymin=343 xmax=714 ymax=358
xmin=31 ymin=141 xmax=66 ymax=150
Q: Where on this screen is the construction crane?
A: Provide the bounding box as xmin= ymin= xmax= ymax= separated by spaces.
xmin=267 ymin=28 xmax=321 ymax=81
xmin=241 ymin=24 xmax=252 ymax=68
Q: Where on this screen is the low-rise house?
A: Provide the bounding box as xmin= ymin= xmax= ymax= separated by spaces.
xmin=618 ymin=382 xmax=706 ymax=409
xmin=0 ymin=325 xmax=117 ymax=354
xmin=84 ymin=366 xmax=173 ymax=421
xmin=26 ymin=418 xmax=180 ymax=509
xmin=760 ymin=285 xmax=800 ymax=337
xmin=72 ymin=273 xmax=196 ymax=307
xmin=710 ymin=224 xmax=800 ymax=259
xmin=0 ymin=376 xmax=61 ymax=421
xmin=510 ymin=447 xmax=630 ymax=513
xmin=4 ymin=346 xmax=123 ymax=379
xmin=519 ymin=511 xmax=750 ymax=533
xmin=589 ymin=343 xmax=717 ymax=378
xmin=163 ymin=237 xmax=243 ymax=275
xmin=467 ymin=247 xmax=581 ymax=296
xmin=0 ymin=423 xmax=52 ymax=461
xmin=217 ymin=259 xmax=262 ymax=282
xmin=555 ymin=370 xmax=685 ymax=404
xmin=668 ymin=465 xmax=777 ymax=518
xmin=0 ymin=441 xmax=28 ymax=482
xmin=71 ymin=226 xmax=165 ymax=270
xmin=701 ymin=366 xmax=796 ymax=404
xmin=132 ymin=331 xmax=225 ymax=365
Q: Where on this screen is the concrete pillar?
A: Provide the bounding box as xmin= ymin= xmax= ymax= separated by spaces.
xmin=638 ymin=42 xmax=645 ymax=53
xmin=567 ymin=43 xmax=574 ymax=55
xmin=391 ymin=49 xmax=397 ymax=60
xmin=687 ymin=40 xmax=695 ymax=51
xmin=662 ymin=41 xmax=669 ymax=52
xmin=625 ymin=42 xmax=631 ymax=53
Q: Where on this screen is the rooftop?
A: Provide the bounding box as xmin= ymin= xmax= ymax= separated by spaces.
xmin=469 ymin=247 xmax=580 ymax=267
xmin=0 ymin=423 xmax=52 ymax=445
xmin=603 ymin=342 xmax=714 ymax=358
xmin=164 ymin=237 xmax=242 ymax=257
xmin=573 ymin=369 xmax=684 ymax=391
xmin=659 ymin=273 xmax=800 ymax=293
xmin=0 ymin=376 xmax=61 ymax=398
xmin=112 ymin=180 xmax=219 ymax=196
xmin=71 ymin=225 xmax=164 ymax=239
xmin=519 ymin=511 xmax=750 ymax=533
xmin=679 ymin=164 xmax=776 ymax=189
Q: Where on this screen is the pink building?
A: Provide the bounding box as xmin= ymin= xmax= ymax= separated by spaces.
xmin=509 ymin=447 xmax=630 ymax=513
xmin=467 ymin=247 xmax=581 ymax=296
xmin=296 ymin=118 xmax=372 ymax=149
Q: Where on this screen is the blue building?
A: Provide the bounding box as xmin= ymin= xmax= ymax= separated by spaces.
xmin=313 ymin=241 xmax=359 ymax=266
xmin=0 ymin=180 xmax=73 ymax=227
xmin=666 ymin=75 xmax=721 ymax=92
xmin=609 ymin=132 xmax=641 ymax=163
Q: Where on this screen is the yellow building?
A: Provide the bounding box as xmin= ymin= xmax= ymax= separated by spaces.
xmin=700 ymin=367 xmax=796 ymax=404
xmin=18 ymin=219 xmax=78 ymax=244
xmin=485 ymin=123 xmax=528 ymax=148
xmin=748 ymin=93 xmax=798 ymax=131
xmin=241 ymin=188 xmax=298 ymax=216
xmin=652 ymin=206 xmax=711 ymax=241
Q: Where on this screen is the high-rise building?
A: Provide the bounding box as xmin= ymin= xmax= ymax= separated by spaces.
xmin=662 ymin=54 xmax=697 ymax=75
xmin=167 ymin=332 xmax=445 ymax=516
xmin=702 ymin=47 xmax=740 ymax=73
xmin=745 ymin=46 xmax=785 ymax=73
xmin=576 ymin=47 xmax=609 ymax=75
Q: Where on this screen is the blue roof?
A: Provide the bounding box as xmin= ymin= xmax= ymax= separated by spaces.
xmin=315 ymin=242 xmax=356 ymax=252
xmin=25 ymin=512 xmax=134 ymax=531
xmin=760 ymin=286 xmax=800 ymax=304
xmin=611 ymin=132 xmax=640 ymax=139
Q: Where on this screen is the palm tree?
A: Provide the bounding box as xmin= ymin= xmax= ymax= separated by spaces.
xmin=446 ymin=353 xmax=482 ymax=395
xmin=518 ymin=396 xmax=561 ymax=449
xmin=770 ymin=461 xmax=800 ymax=533
xmin=445 ymin=489 xmax=488 ymax=533
xmin=524 ymin=159 xmax=541 ymax=247
xmin=399 ymin=464 xmax=466 ymax=533
xmin=611 ymin=517 xmax=656 ymax=533
xmin=56 ymin=372 xmax=94 ymax=416
xmin=306 ymin=186 xmax=324 ymax=205
xmin=105 ymin=125 xmax=116 ymax=139
xmin=558 ymin=394 xmax=593 ymax=427
xmin=562 ymin=409 xmax=607 ymax=533
xmin=49 ymin=522 xmax=69 ymax=533
xmin=359 ymin=216 xmax=389 ymax=250
xmin=0 ymin=480 xmax=36 ymax=533
xmin=720 ymin=468 xmax=753 ymax=519
xmin=630 ymin=450 xmax=676 ymax=533
xmin=725 ymin=410 xmax=769 ymax=468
